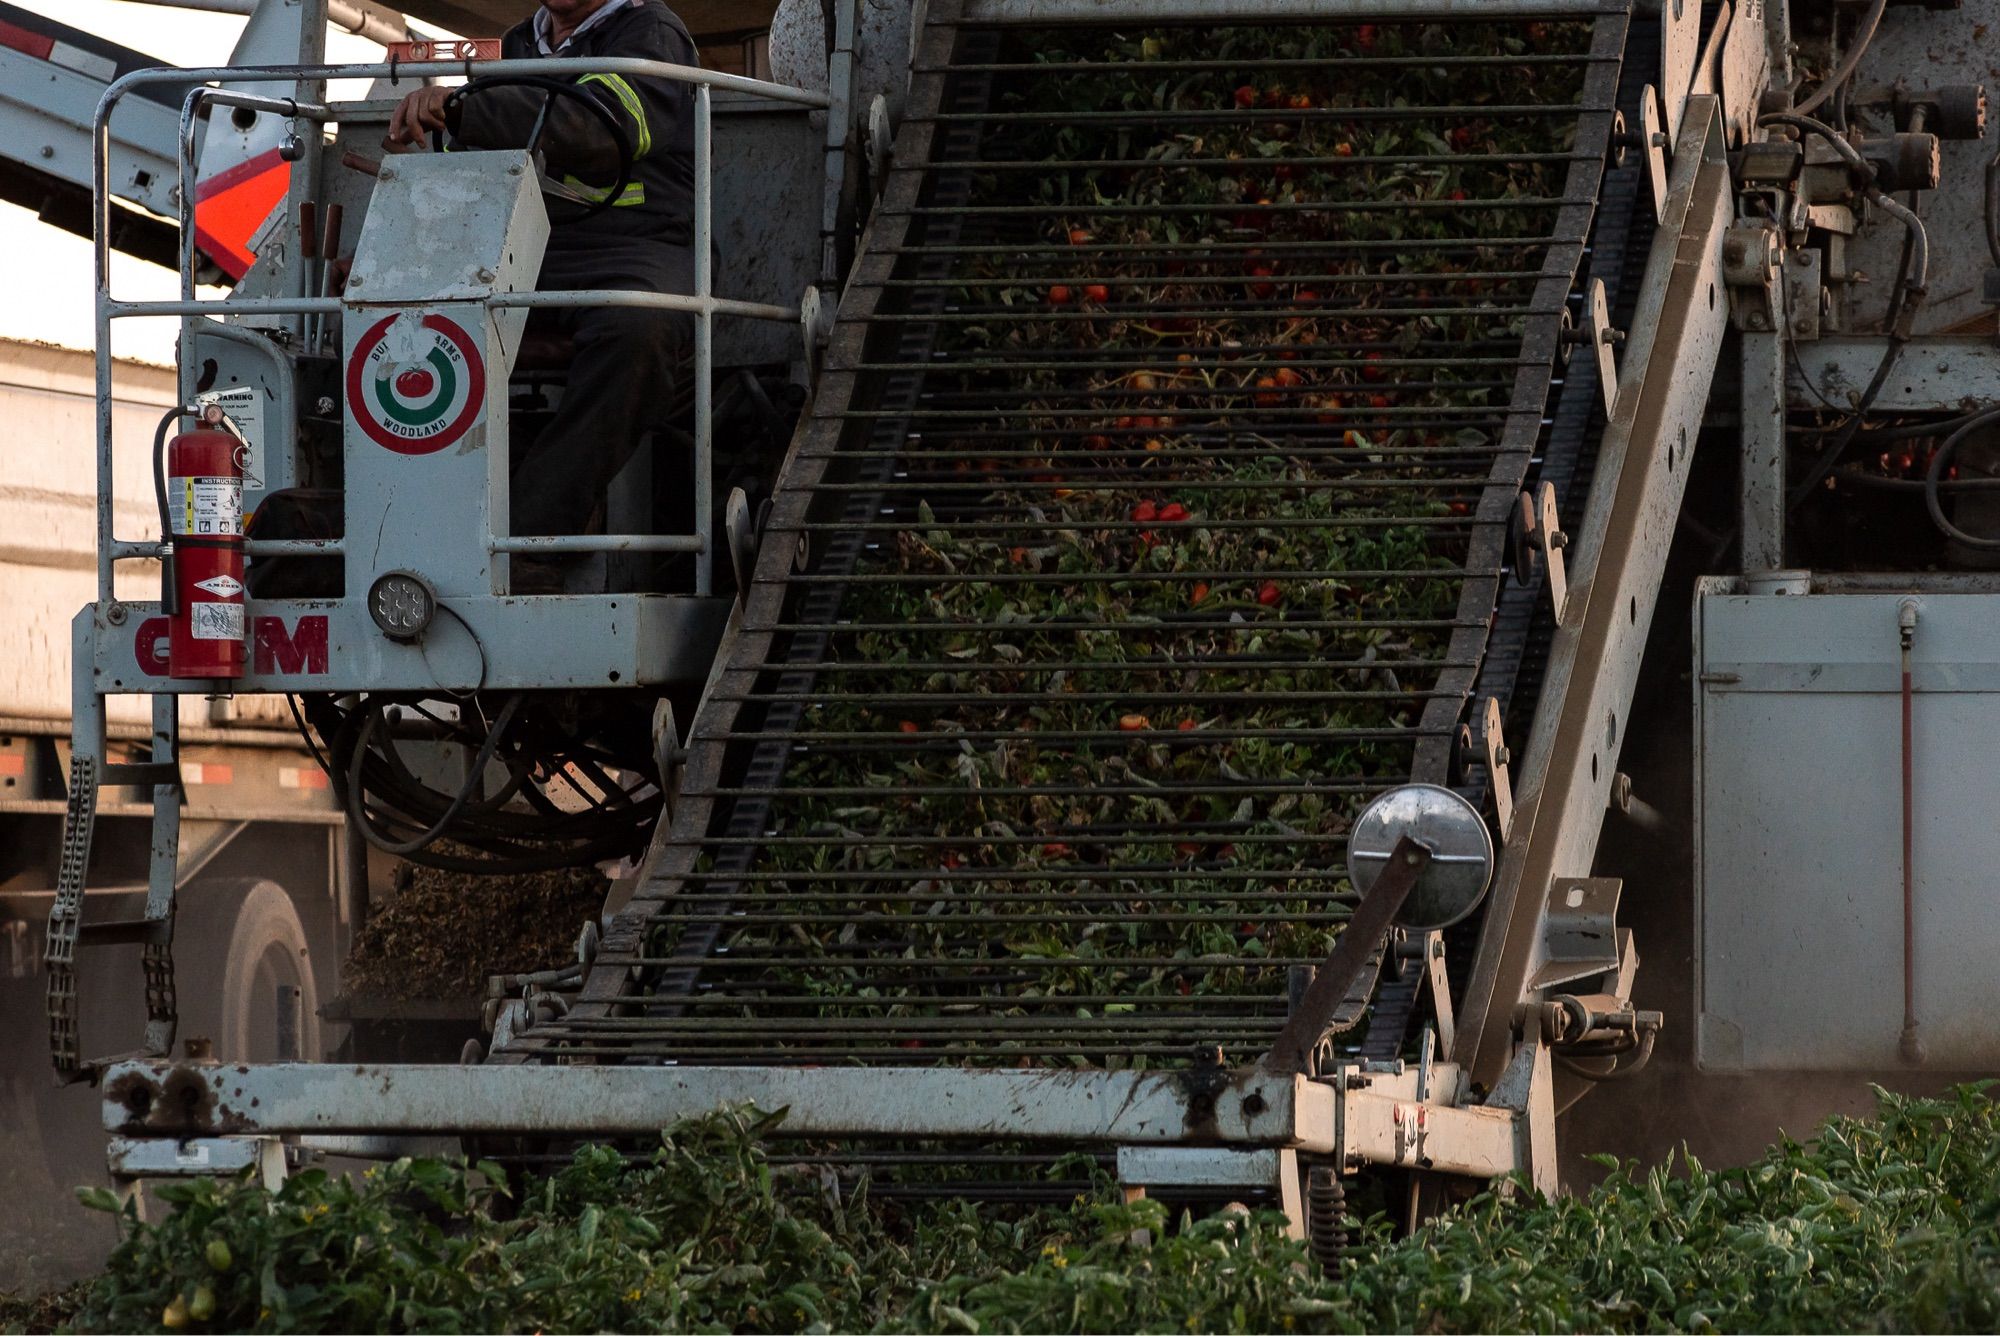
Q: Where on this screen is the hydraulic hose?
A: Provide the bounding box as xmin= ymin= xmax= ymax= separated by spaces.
xmin=348 ymin=693 xmax=525 ymax=856
xmin=1793 ymin=0 xmax=1887 ymax=116
xmin=1759 ymin=114 xmax=1930 ymax=513
xmin=1922 ymin=406 xmax=2000 ymax=549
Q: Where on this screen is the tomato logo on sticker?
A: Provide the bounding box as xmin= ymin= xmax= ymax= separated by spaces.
xmin=346 ymin=312 xmax=487 ymax=454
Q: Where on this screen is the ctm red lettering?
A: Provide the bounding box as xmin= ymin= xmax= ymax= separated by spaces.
xmin=132 ymin=614 xmax=329 ymax=676
xmin=254 ymin=615 xmax=329 ymax=675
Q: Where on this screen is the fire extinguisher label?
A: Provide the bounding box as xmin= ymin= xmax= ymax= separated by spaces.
xmin=193 ymin=574 xmax=245 ymax=598
xmin=189 ymin=603 xmax=245 ymax=642
xmin=169 ymin=476 xmax=242 ymax=536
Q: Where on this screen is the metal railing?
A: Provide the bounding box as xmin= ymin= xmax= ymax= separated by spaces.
xmin=92 ymin=56 xmax=831 ymax=601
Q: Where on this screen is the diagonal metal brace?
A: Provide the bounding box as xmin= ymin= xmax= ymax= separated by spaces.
xmin=1262 ymin=836 xmax=1432 ymax=1075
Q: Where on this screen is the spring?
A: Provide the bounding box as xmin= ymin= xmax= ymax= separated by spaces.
xmin=1306 ymin=1164 xmax=1348 ymax=1270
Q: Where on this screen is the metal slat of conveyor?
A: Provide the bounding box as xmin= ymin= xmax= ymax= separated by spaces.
xmin=503 ymin=6 xmax=1628 ymax=1072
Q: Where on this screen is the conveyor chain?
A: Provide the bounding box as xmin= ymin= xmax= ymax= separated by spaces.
xmin=500 ymin=2 xmax=1630 ymax=1078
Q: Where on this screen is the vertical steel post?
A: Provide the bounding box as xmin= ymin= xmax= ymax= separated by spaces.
xmin=1740 ymin=319 xmax=1788 ymax=571
xmin=695 ymin=84 xmax=714 ymax=596
xmin=93 ymin=91 xmax=122 ymax=605
xmin=177 ymin=90 xmax=203 ymax=413
xmin=141 ymin=691 xmax=182 ymax=1059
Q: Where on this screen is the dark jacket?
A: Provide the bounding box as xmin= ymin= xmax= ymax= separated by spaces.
xmin=452 ymin=0 xmax=698 ymax=286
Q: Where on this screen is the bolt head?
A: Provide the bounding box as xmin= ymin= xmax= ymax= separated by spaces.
xmin=105 ymin=602 xmax=127 ymax=626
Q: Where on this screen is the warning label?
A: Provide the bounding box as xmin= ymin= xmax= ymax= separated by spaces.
xmin=189 ymin=603 xmax=245 ymax=642
xmin=169 ymin=475 xmax=242 ymax=537
xmin=197 ymin=385 xmax=265 ymax=489
xmin=193 ymin=574 xmax=244 ymax=598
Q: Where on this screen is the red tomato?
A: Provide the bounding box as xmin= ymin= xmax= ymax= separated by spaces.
xmin=1233 ymin=85 xmax=1258 ymax=109
xmin=1159 ymin=503 xmax=1190 ymax=523
xmin=1131 ymin=500 xmax=1159 ymax=523
xmin=1047 ymin=285 xmax=1072 ymax=305
xmin=1258 ymin=580 xmax=1283 ymax=607
xmin=1084 ymin=283 xmax=1110 ymax=303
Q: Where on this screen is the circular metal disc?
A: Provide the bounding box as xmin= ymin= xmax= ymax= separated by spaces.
xmin=1348 ymin=784 xmax=1495 ymax=932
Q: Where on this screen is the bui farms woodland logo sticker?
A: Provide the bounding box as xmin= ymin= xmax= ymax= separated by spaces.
xmin=347 ymin=311 xmax=487 ymax=454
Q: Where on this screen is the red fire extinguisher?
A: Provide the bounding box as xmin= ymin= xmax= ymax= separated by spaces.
xmin=161 ymin=405 xmax=246 ymax=679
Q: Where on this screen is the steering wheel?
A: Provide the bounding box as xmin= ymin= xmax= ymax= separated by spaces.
xmin=438 ymin=73 xmax=636 ymax=222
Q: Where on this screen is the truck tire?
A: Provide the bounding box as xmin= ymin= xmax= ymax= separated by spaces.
xmin=180 ymin=877 xmax=323 ymax=1063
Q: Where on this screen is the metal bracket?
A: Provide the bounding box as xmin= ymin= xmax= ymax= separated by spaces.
xmin=1117 ymin=1143 xmax=1304 ymax=1234
xmin=1481 ymin=697 xmax=1515 ymax=845
xmin=652 ymin=699 xmax=682 ymax=820
xmin=799 ymin=284 xmax=836 ymax=385
xmin=1783 ymin=248 xmax=1822 ymax=342
xmin=1660 ymin=0 xmax=1700 ymax=149
xmin=724 ymin=486 xmax=757 ymax=603
xmin=1722 ymin=223 xmax=1781 ymax=333
xmin=1422 ymin=937 xmax=1455 ymax=1059
xmin=1516 ymin=481 xmax=1569 ymax=623
xmin=1584 ymin=278 xmax=1622 ymax=419
xmin=867 ymin=93 xmax=894 ymax=187
xmin=1531 ymin=877 xmax=1623 ymax=991
xmin=1714 ymin=0 xmax=1770 ymax=150
xmin=1482 ymin=1031 xmax=1555 ymax=1195
xmin=1639 ymin=84 xmax=1668 ymax=225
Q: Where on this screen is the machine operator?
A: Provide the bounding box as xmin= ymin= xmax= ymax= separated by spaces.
xmin=386 ymin=0 xmax=699 ymax=549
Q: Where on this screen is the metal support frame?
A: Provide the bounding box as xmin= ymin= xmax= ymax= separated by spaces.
xmin=1741 ymin=322 xmax=1788 ymax=570
xmin=90 ymin=55 xmax=828 ymax=604
xmin=1456 ymin=96 xmax=1735 ymax=1087
xmin=60 ymin=49 xmax=832 ymax=1083
xmin=100 ymin=1055 xmax=1544 ymax=1185
xmin=108 ymin=1063 xmax=1339 ymax=1145
xmin=1790 ymin=336 xmax=2000 ymax=414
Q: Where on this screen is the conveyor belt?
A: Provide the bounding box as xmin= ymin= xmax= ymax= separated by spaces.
xmin=499 ymin=2 xmax=1630 ymax=1074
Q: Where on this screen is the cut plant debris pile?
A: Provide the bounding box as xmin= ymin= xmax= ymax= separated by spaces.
xmin=52 ymin=1085 xmax=2000 ymax=1334
xmin=342 ymin=859 xmax=606 ymax=1000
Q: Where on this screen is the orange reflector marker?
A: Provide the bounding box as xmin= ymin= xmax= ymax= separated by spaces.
xmin=195 ymin=147 xmax=292 ymax=280
xmin=0 ymin=754 xmax=25 ymax=778
xmin=182 ymin=763 xmax=233 ymax=786
xmin=0 ymin=18 xmax=55 ymax=60
xmin=279 ymin=766 xmax=329 ymax=791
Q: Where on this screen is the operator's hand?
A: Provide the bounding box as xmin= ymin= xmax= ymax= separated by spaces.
xmin=385 ymin=86 xmax=452 ymax=151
